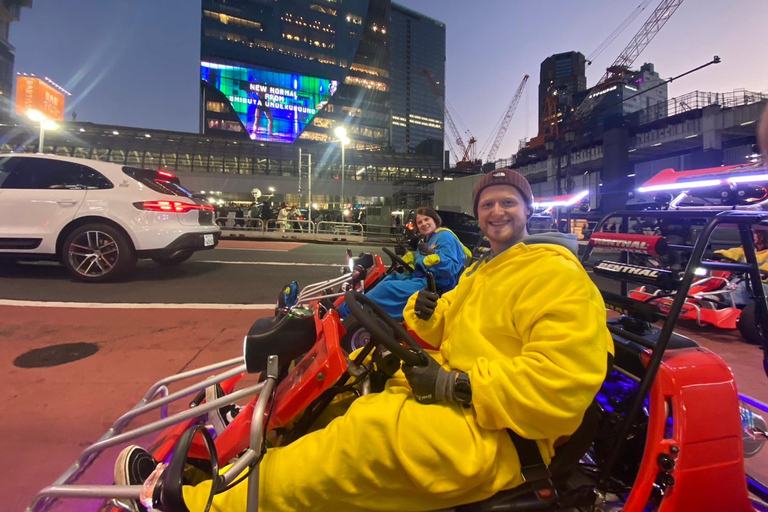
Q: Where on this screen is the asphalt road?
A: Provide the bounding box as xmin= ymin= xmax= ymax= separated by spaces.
xmin=0 ymin=240 xmax=389 ymax=305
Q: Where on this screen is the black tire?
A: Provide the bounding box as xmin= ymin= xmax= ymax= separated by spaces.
xmin=61 ymin=223 xmax=137 ymax=282
xmin=737 ymin=303 xmax=766 ymax=346
xmin=152 ymin=250 xmax=193 ymax=266
xmin=340 ymin=316 xmax=372 ymax=353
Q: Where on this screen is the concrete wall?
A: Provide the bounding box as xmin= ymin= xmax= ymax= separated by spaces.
xmin=433 ymin=174 xmax=485 ymax=215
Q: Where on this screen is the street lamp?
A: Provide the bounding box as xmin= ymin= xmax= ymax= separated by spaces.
xmin=334 ymin=126 xmax=350 ymax=208
xmin=27 ymin=110 xmax=58 ymax=154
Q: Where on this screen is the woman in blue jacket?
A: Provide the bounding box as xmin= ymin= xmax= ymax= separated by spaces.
xmin=352 ymin=207 xmax=470 ymax=320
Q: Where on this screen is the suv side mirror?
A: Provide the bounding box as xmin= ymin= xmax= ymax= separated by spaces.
xmin=159 ymin=424 xmax=219 ymax=512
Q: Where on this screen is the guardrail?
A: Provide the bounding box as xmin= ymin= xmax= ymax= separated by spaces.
xmin=217 ymin=217 xmax=402 ymax=245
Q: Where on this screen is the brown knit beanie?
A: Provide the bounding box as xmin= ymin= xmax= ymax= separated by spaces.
xmin=472 ymin=168 xmax=534 ymax=218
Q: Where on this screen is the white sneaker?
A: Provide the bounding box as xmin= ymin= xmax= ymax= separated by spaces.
xmin=205 ymin=383 xmax=242 ymax=435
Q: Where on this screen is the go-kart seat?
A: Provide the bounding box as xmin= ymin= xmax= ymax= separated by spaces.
xmin=243 ymin=311 xmax=316 ymax=374
xmin=456 ymin=399 xmax=602 ymax=512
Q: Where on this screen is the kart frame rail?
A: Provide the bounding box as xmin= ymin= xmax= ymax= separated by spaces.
xmin=582 ymin=208 xmax=768 ymax=501
xmin=26 ymin=356 xmax=280 ymax=512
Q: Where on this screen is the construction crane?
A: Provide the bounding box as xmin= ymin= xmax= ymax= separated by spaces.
xmin=574 ymin=0 xmax=686 ymax=120
xmin=485 ymin=74 xmax=529 ymax=163
xmin=422 ymin=68 xmax=473 ymax=164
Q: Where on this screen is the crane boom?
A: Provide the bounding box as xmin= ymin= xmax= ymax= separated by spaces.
xmin=575 ymin=0 xmax=685 ymax=120
xmin=486 ymin=74 xmax=529 ymax=163
xmin=422 ymin=68 xmax=468 ymax=157
xmin=596 ymin=0 xmax=685 ymax=87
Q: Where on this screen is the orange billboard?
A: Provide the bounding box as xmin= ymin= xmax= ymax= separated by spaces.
xmin=15 ymin=76 xmax=65 ymax=121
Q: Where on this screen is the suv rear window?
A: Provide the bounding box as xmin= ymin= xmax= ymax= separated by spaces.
xmin=122 ymin=167 xmax=192 ymax=198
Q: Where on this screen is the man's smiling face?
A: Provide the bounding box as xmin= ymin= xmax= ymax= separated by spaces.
xmin=477 ymin=184 xmax=530 ymax=253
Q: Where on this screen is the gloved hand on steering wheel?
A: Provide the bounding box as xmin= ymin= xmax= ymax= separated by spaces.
xmin=401 ymin=251 xmax=415 ymax=269
xmin=394 ymin=244 xmax=408 ymax=257
xmin=402 ymin=356 xmax=472 ymax=405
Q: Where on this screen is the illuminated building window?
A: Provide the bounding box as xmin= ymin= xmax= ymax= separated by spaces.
xmin=299 ymin=131 xmax=330 ymax=142
xmin=204 ymin=10 xmax=262 ymax=31
xmin=344 ymin=75 xmax=387 ymax=92
xmin=310 ymin=4 xmax=337 ymax=16
xmin=350 ymin=63 xmax=389 ymax=78
xmin=207 ymin=119 xmax=244 ymax=133
xmin=312 ymin=117 xmax=333 ymax=128
xmin=345 ymin=13 xmax=363 ymax=25
xmin=204 ymin=29 xmax=346 ymax=67
xmin=206 ymin=101 xmax=227 ymax=113
xmin=342 ymin=106 xmax=362 ymax=117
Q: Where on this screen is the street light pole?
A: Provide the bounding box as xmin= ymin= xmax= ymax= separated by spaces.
xmin=341 ymin=138 xmax=345 ymax=208
xmin=27 ymin=110 xmax=57 ymax=154
xmin=334 ymin=126 xmax=350 ymax=209
xmin=38 ymin=122 xmax=46 ymax=153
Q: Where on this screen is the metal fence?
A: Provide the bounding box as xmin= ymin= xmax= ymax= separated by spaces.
xmin=634 ymin=88 xmax=768 ymax=125
xmin=218 ymin=217 xmax=402 ymax=245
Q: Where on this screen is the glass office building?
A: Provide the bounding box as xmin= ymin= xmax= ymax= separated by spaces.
xmin=201 ymin=0 xmax=394 ymax=152
xmin=0 ymin=0 xmax=32 ymax=121
xmin=389 ymin=3 xmax=445 ymax=158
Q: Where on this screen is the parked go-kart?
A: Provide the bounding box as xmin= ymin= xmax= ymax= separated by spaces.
xmin=275 ymin=245 xmax=420 ymax=353
xmin=628 ymin=257 xmax=766 ymax=345
xmin=28 ymin=211 xmax=768 ymax=512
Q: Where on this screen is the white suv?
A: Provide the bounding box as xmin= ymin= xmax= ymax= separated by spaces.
xmin=0 ymin=153 xmax=220 ymax=282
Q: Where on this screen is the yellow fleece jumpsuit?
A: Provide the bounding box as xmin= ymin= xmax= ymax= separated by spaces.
xmin=183 ymin=240 xmax=614 ymax=512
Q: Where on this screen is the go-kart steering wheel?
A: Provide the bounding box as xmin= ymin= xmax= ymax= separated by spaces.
xmin=382 ymin=246 xmax=413 ymax=272
xmin=344 ymin=290 xmax=426 ymax=367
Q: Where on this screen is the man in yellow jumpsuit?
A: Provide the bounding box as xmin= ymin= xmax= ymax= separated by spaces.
xmin=115 ymin=169 xmax=614 ymax=512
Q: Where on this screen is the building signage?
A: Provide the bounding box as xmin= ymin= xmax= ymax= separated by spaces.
xmin=15 ymin=76 xmax=65 ymax=121
xmin=202 ymin=61 xmax=337 ymax=143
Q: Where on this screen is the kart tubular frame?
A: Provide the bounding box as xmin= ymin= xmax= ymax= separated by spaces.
xmin=26 ymin=356 xmax=280 ymax=512
xmin=582 ymin=209 xmax=768 ymax=503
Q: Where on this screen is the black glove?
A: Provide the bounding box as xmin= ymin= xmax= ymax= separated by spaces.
xmin=394 ymin=244 xmax=407 ymax=257
xmin=418 ymin=240 xmax=435 ymax=256
xmin=414 ymin=289 xmax=439 ymax=321
xmin=402 ymin=355 xmax=457 ymax=404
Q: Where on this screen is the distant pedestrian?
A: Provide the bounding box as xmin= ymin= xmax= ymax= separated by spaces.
xmin=277 ymin=203 xmax=290 ymax=232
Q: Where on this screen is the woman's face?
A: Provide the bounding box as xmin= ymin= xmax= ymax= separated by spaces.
xmin=416 ymin=214 xmax=437 ymax=236
xmin=755 ymin=231 xmax=767 ymax=251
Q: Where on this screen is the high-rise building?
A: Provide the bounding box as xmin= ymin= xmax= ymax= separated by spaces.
xmin=538 ymin=51 xmax=587 ymax=131
xmin=389 ymin=3 xmax=445 ymax=158
xmin=200 ymin=0 xmax=395 ymax=151
xmin=583 ymin=62 xmax=668 ymax=123
xmin=0 ymin=0 xmax=32 ymax=120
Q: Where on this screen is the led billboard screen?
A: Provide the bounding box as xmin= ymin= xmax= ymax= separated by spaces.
xmin=202 ymin=61 xmax=337 ymax=143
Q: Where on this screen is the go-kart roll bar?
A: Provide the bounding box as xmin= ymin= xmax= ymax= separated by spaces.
xmin=296 ymin=273 xmax=356 ymax=305
xmin=27 ymin=355 xmax=278 ymax=512
xmin=583 ymin=209 xmax=768 ymax=487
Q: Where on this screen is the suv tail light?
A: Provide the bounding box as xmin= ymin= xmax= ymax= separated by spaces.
xmin=134 ymin=201 xmax=214 ymax=213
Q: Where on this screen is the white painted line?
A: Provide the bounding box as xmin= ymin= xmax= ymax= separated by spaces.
xmin=0 ymin=299 xmax=276 ymax=310
xmin=199 ymin=260 xmax=340 ymax=267
xmin=215 ymin=247 xmax=293 ymax=252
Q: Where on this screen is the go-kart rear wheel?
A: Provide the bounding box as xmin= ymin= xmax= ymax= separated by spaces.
xmin=737 ymin=303 xmax=765 ymax=346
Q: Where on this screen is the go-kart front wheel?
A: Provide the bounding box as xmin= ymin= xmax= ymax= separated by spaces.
xmin=737 ymin=303 xmax=766 ymax=346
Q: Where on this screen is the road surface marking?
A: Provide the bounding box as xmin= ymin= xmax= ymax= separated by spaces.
xmin=0 ymin=299 xmax=276 ymax=309
xmin=199 ymin=260 xmax=340 ymax=267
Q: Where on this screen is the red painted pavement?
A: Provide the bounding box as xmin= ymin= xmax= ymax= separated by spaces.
xmin=1 ymin=305 xmax=266 ymax=512
xmin=4 ymin=306 xmax=767 ymax=510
